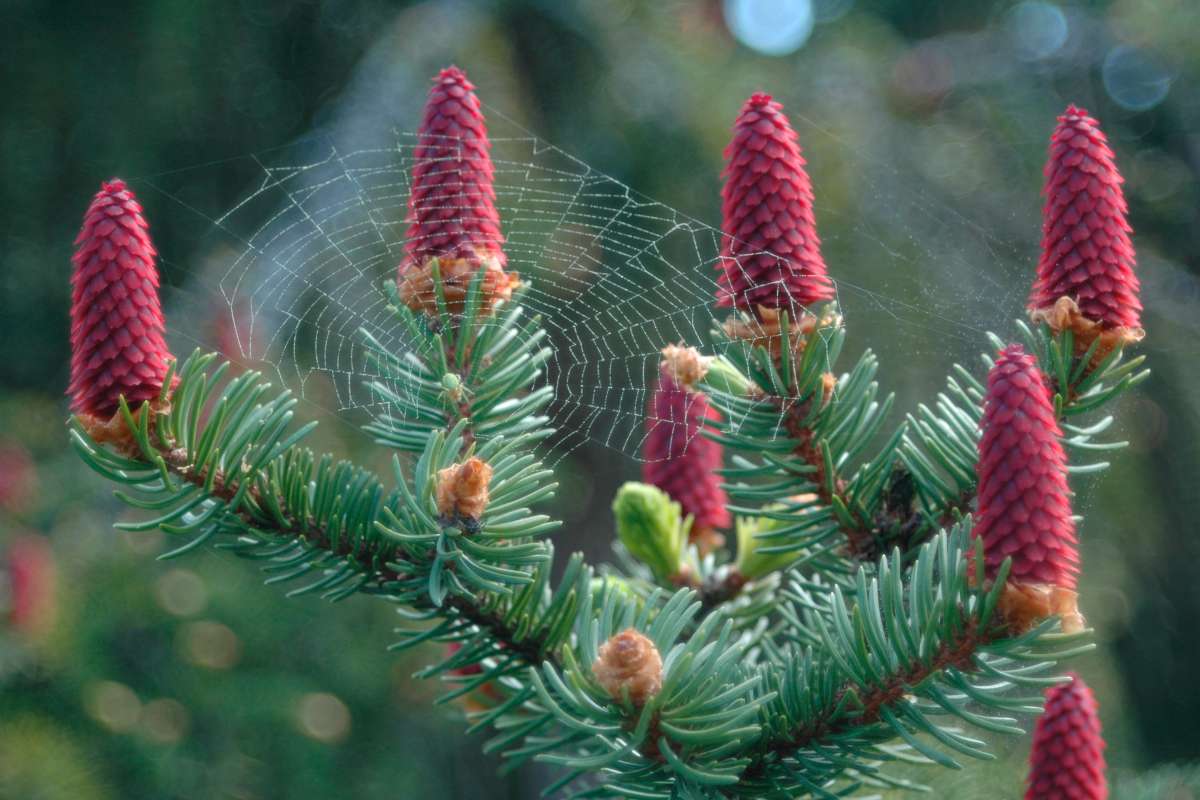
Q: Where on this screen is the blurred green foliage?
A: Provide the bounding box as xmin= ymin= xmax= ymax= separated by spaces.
xmin=2 ymin=0 xmax=1198 ymax=797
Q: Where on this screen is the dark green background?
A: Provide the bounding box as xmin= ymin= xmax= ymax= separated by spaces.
xmin=2 ymin=0 xmax=1198 ymax=797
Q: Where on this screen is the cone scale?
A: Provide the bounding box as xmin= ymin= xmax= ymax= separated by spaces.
xmin=68 ymin=179 xmax=173 ymax=420
xmin=717 ymin=93 xmax=834 ymax=315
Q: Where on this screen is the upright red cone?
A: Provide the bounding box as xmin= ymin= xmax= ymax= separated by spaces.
xmin=717 ymin=93 xmax=835 ymax=316
xmin=1026 ymin=674 xmax=1107 ymax=800
xmin=398 ymin=66 xmax=517 ymax=316
xmin=69 ymin=179 xmax=173 ymax=420
xmin=1029 ymin=106 xmax=1143 ymax=349
xmin=975 ymin=344 xmax=1083 ymax=632
xmin=642 ymin=347 xmax=730 ymax=553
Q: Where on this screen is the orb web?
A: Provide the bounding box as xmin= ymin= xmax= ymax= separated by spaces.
xmin=135 ymin=105 xmax=1039 ymax=466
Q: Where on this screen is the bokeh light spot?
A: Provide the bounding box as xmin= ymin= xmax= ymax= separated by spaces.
xmin=1006 ymin=2 xmax=1068 ymax=61
xmin=1103 ymin=45 xmax=1172 ymax=111
xmin=723 ymin=0 xmax=815 ymax=56
xmin=156 ymin=568 xmax=208 ymax=617
xmin=295 ymin=692 xmax=351 ymax=744
xmin=86 ymin=680 xmax=142 ymax=733
xmin=140 ymin=698 xmax=191 ymax=744
xmin=180 ymin=620 xmax=242 ymax=670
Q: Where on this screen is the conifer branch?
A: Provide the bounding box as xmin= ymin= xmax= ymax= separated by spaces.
xmin=735 ymin=527 xmax=1091 ymax=796
xmin=65 ymin=77 xmax=1147 ymax=798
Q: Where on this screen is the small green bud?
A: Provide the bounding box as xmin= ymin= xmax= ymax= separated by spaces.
xmin=700 ymin=356 xmax=755 ymax=397
xmin=734 ymin=506 xmax=811 ymax=580
xmin=612 ymin=483 xmax=686 ymax=583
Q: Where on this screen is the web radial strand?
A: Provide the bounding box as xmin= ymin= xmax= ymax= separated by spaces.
xmin=151 ymin=109 xmax=1033 ymax=465
xmin=196 ymin=130 xmax=747 ymax=463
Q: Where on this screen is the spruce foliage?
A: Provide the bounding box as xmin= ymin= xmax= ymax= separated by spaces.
xmin=68 ymin=71 xmax=1147 ymax=797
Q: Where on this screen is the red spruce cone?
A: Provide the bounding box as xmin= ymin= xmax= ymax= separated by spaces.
xmin=69 ymin=179 xmax=173 ymax=419
xmin=642 ymin=365 xmax=730 ymax=552
xmin=976 ymin=345 xmax=1083 ymax=633
xmin=398 ymin=66 xmax=516 ymax=315
xmin=717 ymin=93 xmax=835 ymax=315
xmin=1026 ymin=674 xmax=1107 ymax=800
xmin=1029 ymin=106 xmax=1142 ymax=337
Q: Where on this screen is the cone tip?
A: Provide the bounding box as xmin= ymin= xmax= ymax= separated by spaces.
xmin=744 ymin=92 xmax=779 ymax=113
xmin=436 ymin=65 xmax=473 ymax=89
xmin=99 ymin=178 xmax=129 ymax=195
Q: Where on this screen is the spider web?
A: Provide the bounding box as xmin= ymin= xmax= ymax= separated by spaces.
xmin=136 ymin=104 xmax=1037 ymax=466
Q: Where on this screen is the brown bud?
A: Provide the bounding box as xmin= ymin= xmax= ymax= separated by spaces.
xmin=592 ymin=628 xmax=663 ymax=706
xmin=398 ymin=255 xmax=520 ymax=317
xmin=722 ymin=305 xmax=842 ymax=369
xmin=660 ymin=344 xmax=709 ymax=389
xmin=1029 ymin=296 xmax=1144 ymax=365
xmin=436 ymin=457 xmax=493 ymax=521
xmin=77 ymin=395 xmax=173 ymax=459
xmin=997 ymin=580 xmax=1085 ymax=635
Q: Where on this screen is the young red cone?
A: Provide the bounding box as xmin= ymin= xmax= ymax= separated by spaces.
xmin=975 ymin=344 xmax=1083 ymax=632
xmin=642 ymin=348 xmax=730 ymax=552
xmin=1026 ymin=674 xmax=1107 ymax=800
xmin=717 ymin=93 xmax=835 ymax=316
xmin=398 ymin=66 xmax=517 ymax=315
xmin=1029 ymin=106 xmax=1143 ymax=350
xmin=69 ymin=179 xmax=173 ymax=420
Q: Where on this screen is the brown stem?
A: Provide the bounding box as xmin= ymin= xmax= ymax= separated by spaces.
xmin=778 ymin=397 xmax=882 ymax=561
xmin=698 ymin=569 xmax=748 ymax=612
xmin=158 ymin=446 xmax=403 ymax=580
xmin=743 ymin=617 xmax=995 ymax=780
xmin=153 ymin=443 xmax=567 ymax=673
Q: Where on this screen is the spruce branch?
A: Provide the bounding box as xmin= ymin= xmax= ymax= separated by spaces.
xmin=734 ymin=525 xmax=1092 ymax=797
xmin=68 ymin=349 xmax=584 ymax=763
xmin=703 ymin=90 xmax=897 ymax=576
xmin=695 ymin=101 xmax=1149 ymax=587
xmin=64 ymin=80 xmax=1146 ymax=798
xmin=705 ymin=318 xmax=895 ymax=566
xmin=66 ymin=215 xmax=774 ymax=794
xmin=702 ymin=309 xmax=1147 ymax=578
xmin=888 ymin=104 xmax=1149 ymax=561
